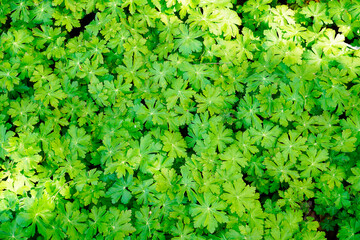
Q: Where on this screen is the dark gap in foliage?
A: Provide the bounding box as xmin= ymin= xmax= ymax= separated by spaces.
xmin=283 ymin=121 xmax=294 ymax=130
xmin=237 ymin=25 xmax=244 ymax=36
xmin=338 ymin=112 xmax=347 ymax=120
xmin=49 ymin=63 xmax=55 ymax=71
xmin=346 ymin=80 xmax=355 ymax=90
xmin=304 ymin=198 xmax=320 ymax=221
xmin=333 ymin=25 xmax=341 ymax=37
xmin=235 ymin=91 xmax=245 ymax=103
xmin=24 ymin=78 xmax=35 ymax=92
xmin=258 ymin=114 xmax=265 ymax=122
xmin=1 ymin=17 xmax=12 ymax=32
xmin=174 ymin=9 xmax=188 ymax=22
xmin=68 ymin=12 xmax=96 ymax=38
xmin=144 ymin=28 xmax=160 ymax=51
xmin=60 ymin=125 xmax=70 ymax=137
xmin=342 ymin=179 xmax=351 ymax=188
xmin=8 ymin=121 xmax=17 ymax=133
xmin=310 ymin=105 xmax=323 ymax=116
xmin=236 ymin=0 xmax=248 ymax=6
xmin=307 ymin=199 xmax=339 ymax=239
xmin=277 ymin=0 xmax=289 ymax=5
xmin=164 ymin=234 xmax=173 ymax=239
xmin=82 ymin=203 xmax=92 ymax=212
xmin=199 ymin=7 xmax=204 ymax=14
xmin=325 ymin=226 xmax=339 ymax=240
xmin=87 ymin=158 xmax=101 ymax=170
xmin=186 ymin=147 xmax=196 ymax=158
xmin=344 ymin=37 xmax=353 ymax=45
xmin=64 ymin=172 xmax=71 ymax=183
xmin=29 ymin=235 xmax=40 ymax=240
xmin=173 ymin=157 xmax=185 ymax=175
xmin=179 ymin=125 xmax=189 ymax=138
xmin=258 ymin=191 xmax=277 ymax=204
xmin=242 ymin=173 xmax=251 ymax=185
xmin=280 ymin=182 xmax=289 ymax=191
xmin=133 ymin=169 xmax=140 ymax=179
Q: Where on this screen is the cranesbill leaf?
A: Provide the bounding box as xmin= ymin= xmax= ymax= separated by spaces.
xmin=221 ymin=179 xmax=259 ymax=217
xmin=174 ymin=24 xmax=203 ymax=56
xmin=0 ymin=124 xmax=14 ymax=159
xmin=190 ymin=192 xmax=229 ymax=233
xmin=298 ymin=147 xmax=329 ymax=178
xmin=332 ymin=129 xmax=357 ymax=152
xmin=264 ymin=153 xmax=299 ymax=183
xmin=106 ymin=175 xmax=133 ymax=204
xmin=347 ymin=166 xmax=360 ymax=191
xmin=16 ymin=195 xmax=55 ymax=238
xmin=56 ymin=202 xmax=88 ymax=239
xmin=67 ymin=125 xmax=91 ymax=158
xmin=277 ymin=130 xmax=307 ymax=162
xmin=219 ymin=144 xmax=248 ymax=171
xmin=161 ymin=131 xmax=187 ymax=158
xmin=107 ymin=207 xmax=135 ymax=239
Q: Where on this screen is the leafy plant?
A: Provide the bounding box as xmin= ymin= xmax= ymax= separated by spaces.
xmin=1 ymin=0 xmax=360 ymax=239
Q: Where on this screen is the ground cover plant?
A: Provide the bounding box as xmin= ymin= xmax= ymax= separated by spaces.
xmin=1 ymin=0 xmax=360 ymax=239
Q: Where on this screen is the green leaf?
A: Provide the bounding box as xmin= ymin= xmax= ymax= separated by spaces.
xmin=106 ymin=175 xmax=133 ymax=204
xmin=0 ymin=124 xmax=14 ymax=160
xmin=249 ymin=121 xmax=282 ymax=149
xmin=0 ymin=62 xmax=20 ymax=91
xmin=211 ymin=8 xmax=242 ymax=39
xmin=298 ymin=147 xmax=329 ymax=178
xmin=86 ymin=206 xmax=108 ymax=237
xmin=315 ymin=29 xmax=345 ymax=55
xmin=164 ymin=78 xmax=195 ymax=109
xmin=67 ymin=125 xmax=91 ymax=158
xmin=332 ymin=129 xmax=357 ymax=152
xmin=122 ymin=0 xmax=147 ymax=14
xmin=161 ymin=131 xmax=187 ymax=158
xmin=277 ymin=130 xmax=308 ymax=162
xmin=190 ymin=192 xmax=229 ymax=233
xmin=107 ymin=207 xmax=135 ymax=239
xmin=174 ymin=24 xmax=203 ymax=56
xmin=300 ymin=1 xmax=333 ymax=28
xmin=264 ymin=152 xmax=299 ymax=183
xmin=219 ymin=144 xmax=248 ymax=171
xmin=56 ymin=202 xmax=88 ymax=238
xmin=16 ymin=195 xmax=55 ymax=238
xmin=221 ymin=179 xmax=259 ymax=217
xmin=195 ymin=85 xmax=226 ymax=115
xmin=237 ymin=93 xmax=263 ymax=129
xmin=207 ymin=122 xmax=233 ymax=153
xmin=170 ymin=220 xmax=195 ymax=240
xmin=337 ymin=219 xmax=360 ymax=240
xmin=0 ymin=221 xmax=26 ymax=240
xmin=135 ymin=206 xmax=161 ymax=239
xmin=34 ymin=79 xmax=67 ymax=108
xmin=347 ymin=166 xmax=360 ymax=191
xmin=53 ymin=10 xmax=80 ymax=32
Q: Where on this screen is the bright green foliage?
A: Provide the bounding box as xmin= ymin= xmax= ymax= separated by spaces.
xmin=221 ymin=179 xmax=259 ymax=217
xmin=16 ymin=194 xmax=55 ymax=237
xmin=298 ymin=148 xmax=329 ymax=178
xmin=174 ymin=25 xmax=203 ymax=56
xmin=277 ymin=130 xmax=308 ymax=162
xmin=264 ymin=152 xmax=299 ymax=182
xmin=1 ymin=0 xmax=360 ymax=239
xmin=190 ymin=192 xmax=229 ymax=233
xmin=161 ymin=131 xmax=187 ymax=158
xmin=56 ymin=202 xmax=88 ymax=238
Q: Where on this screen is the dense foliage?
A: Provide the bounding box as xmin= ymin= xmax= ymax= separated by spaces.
xmin=1 ymin=0 xmax=360 ymax=239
